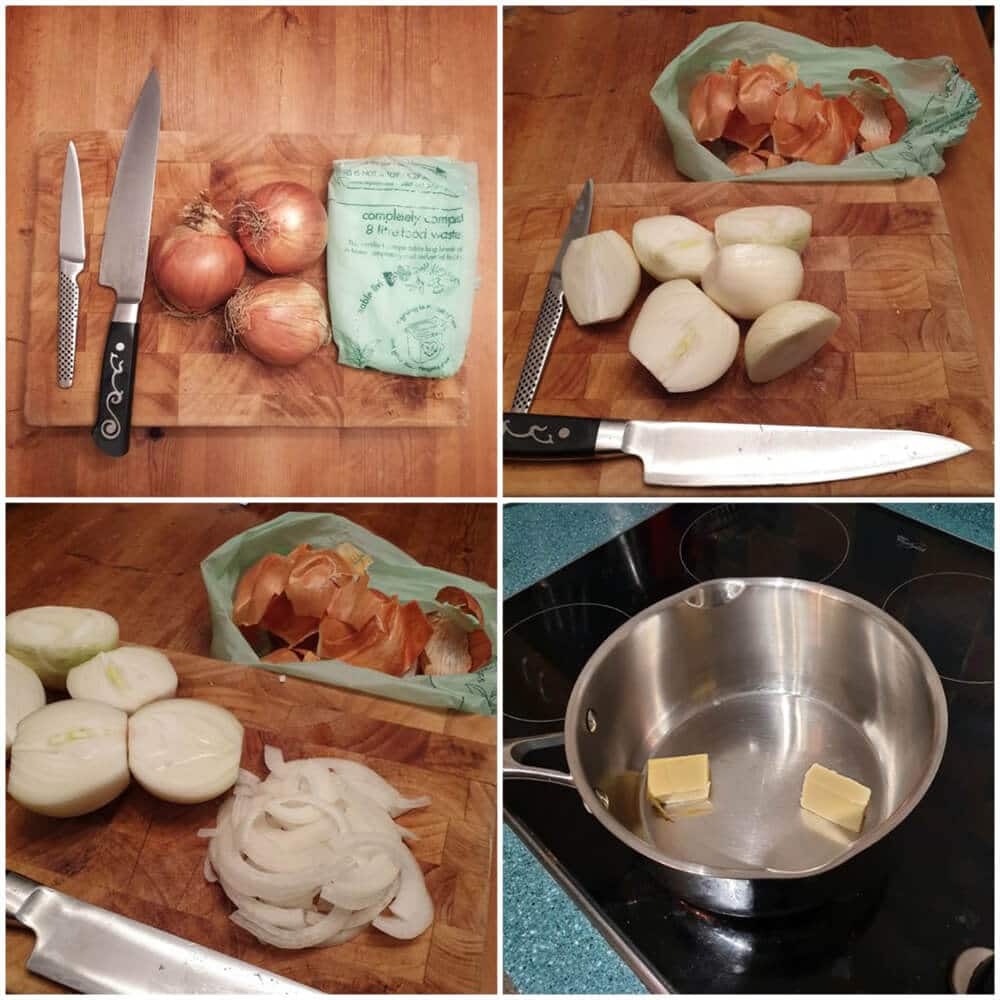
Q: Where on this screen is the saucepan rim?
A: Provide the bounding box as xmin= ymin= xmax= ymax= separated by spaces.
xmin=563 ymin=576 xmax=949 ymax=882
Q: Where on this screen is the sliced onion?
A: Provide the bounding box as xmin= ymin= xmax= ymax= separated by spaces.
xmin=203 ymin=747 xmax=433 ymax=949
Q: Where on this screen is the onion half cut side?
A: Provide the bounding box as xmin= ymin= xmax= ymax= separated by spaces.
xmin=128 ymin=698 xmax=244 ymax=804
xmin=8 ymin=699 xmax=129 ymax=817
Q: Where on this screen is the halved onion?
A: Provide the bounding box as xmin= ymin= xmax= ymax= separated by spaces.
xmin=66 ymin=646 xmax=178 ymax=714
xmin=8 ymin=699 xmax=129 ymax=817
xmin=6 ymin=653 xmax=45 ymax=751
xmin=6 ymin=606 xmax=119 ymax=690
xmin=714 ymin=206 xmax=812 ymax=254
xmin=128 ymin=698 xmax=244 ymax=804
xmin=701 ymin=244 xmax=804 ymax=320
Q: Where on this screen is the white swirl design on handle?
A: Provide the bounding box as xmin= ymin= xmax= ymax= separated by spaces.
xmin=100 ymin=352 xmax=125 ymax=440
xmin=503 ymin=419 xmax=554 ymax=445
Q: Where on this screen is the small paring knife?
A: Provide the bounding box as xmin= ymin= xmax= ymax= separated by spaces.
xmin=57 ymin=141 xmax=85 ymax=388
xmin=6 ymin=871 xmax=320 ymax=994
xmin=503 ymin=412 xmax=972 ymax=487
xmin=509 ymin=179 xmax=593 ymax=413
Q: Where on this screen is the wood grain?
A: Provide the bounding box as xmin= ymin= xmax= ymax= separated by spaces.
xmin=7 ymin=7 xmax=497 ymax=497
xmin=5 ymin=501 xmax=497 ymax=993
xmin=25 ymin=131 xmax=469 ymax=430
xmin=502 ymin=6 xmax=994 ymax=498
xmin=6 ymin=651 xmax=497 ymax=994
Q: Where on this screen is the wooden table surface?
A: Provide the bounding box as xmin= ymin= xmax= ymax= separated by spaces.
xmin=7 ymin=7 xmax=497 ymax=497
xmin=5 ymin=501 xmax=497 ymax=993
xmin=502 ymin=5 xmax=994 ymax=496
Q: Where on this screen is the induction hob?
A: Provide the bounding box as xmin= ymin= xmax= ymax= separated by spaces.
xmin=503 ymin=504 xmax=994 ymax=993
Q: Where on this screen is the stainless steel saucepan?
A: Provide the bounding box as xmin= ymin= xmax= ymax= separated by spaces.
xmin=504 ymin=578 xmax=948 ymax=916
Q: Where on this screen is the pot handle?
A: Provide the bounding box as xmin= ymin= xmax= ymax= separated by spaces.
xmin=503 ymin=732 xmax=576 ymax=788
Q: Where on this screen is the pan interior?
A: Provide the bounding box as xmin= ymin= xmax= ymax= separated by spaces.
xmin=571 ymin=579 xmax=944 ymax=881
xmin=602 ymin=691 xmax=886 ymax=876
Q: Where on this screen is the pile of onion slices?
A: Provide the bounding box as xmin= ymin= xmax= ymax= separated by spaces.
xmin=201 ymin=746 xmax=433 ymax=948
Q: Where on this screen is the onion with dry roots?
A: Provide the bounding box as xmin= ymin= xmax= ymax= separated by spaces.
xmin=231 ymin=182 xmax=328 ymax=274
xmin=225 ymin=278 xmax=331 ymax=367
xmin=232 ymin=544 xmax=492 ymax=677
xmin=151 ymin=195 xmax=246 ymax=316
xmin=201 ymin=746 xmax=434 ymax=949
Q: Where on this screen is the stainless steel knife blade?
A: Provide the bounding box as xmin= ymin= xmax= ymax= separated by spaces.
xmin=510 ymin=179 xmax=593 ymax=413
xmin=92 ymin=68 xmax=161 ymax=457
xmin=7 ymin=872 xmax=319 ymax=995
xmin=501 ymin=412 xmax=971 ymax=486
xmin=57 ymin=141 xmax=85 ymax=388
xmin=99 ymin=68 xmax=161 ymax=302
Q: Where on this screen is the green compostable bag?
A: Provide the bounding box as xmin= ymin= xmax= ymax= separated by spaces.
xmin=201 ymin=512 xmax=496 ymax=715
xmin=651 ymin=21 xmax=980 ymax=182
xmin=326 ymin=157 xmax=479 ymax=377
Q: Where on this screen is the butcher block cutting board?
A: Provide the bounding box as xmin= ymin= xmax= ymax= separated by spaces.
xmin=24 ymin=131 xmax=469 ymax=429
xmin=503 ymin=179 xmax=992 ymax=496
xmin=6 ymin=651 xmax=496 ymax=994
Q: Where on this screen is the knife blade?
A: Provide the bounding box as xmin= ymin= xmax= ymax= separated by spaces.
xmin=92 ymin=68 xmax=161 ymax=457
xmin=57 ymin=142 xmax=85 ymax=389
xmin=509 ymin=179 xmax=593 ymax=413
xmin=7 ymin=872 xmax=319 ymax=994
xmin=503 ymin=412 xmax=971 ymax=487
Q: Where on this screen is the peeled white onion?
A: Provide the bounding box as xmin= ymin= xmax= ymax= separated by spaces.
xmin=7 ymin=699 xmax=129 ymax=817
xmin=6 ymin=653 xmax=45 ymax=751
xmin=714 ymin=205 xmax=812 ymax=254
xmin=745 ymin=300 xmax=841 ymax=383
xmin=632 ymin=215 xmax=717 ymax=282
xmin=701 ymin=244 xmax=804 ymax=320
xmin=67 ymin=646 xmax=178 ymax=714
xmin=202 ymin=746 xmax=433 ymax=949
xmin=6 ymin=606 xmax=119 ymax=690
xmin=561 ymin=230 xmax=640 ymax=325
xmin=128 ymin=698 xmax=244 ymax=804
xmin=628 ymin=279 xmax=739 ymax=393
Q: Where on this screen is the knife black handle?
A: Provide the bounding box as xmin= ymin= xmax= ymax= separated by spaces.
xmin=92 ymin=318 xmax=138 ymax=458
xmin=503 ymin=412 xmax=606 ymax=458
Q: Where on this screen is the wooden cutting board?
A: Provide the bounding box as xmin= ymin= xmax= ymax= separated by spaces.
xmin=503 ymin=179 xmax=993 ymax=496
xmin=25 ymin=131 xmax=469 ymax=429
xmin=6 ymin=651 xmax=496 ymax=994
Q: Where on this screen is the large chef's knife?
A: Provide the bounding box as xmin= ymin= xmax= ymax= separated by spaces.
xmin=509 ymin=179 xmax=593 ymax=413
xmin=503 ymin=412 xmax=971 ymax=486
xmin=6 ymin=872 xmax=319 ymax=994
xmin=57 ymin=141 xmax=85 ymax=389
xmin=92 ymin=68 xmax=160 ymax=457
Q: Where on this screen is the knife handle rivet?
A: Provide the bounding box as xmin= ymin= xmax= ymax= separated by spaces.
xmin=558 ymin=427 xmax=570 ymax=439
xmin=115 ymin=342 xmax=125 ymax=351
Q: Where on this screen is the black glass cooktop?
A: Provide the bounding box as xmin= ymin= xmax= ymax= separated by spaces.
xmin=504 ymin=504 xmax=994 ymax=993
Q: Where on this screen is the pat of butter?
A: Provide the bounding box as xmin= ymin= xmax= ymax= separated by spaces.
xmin=800 ymin=763 xmax=871 ymax=833
xmin=647 ymin=753 xmax=710 ymax=806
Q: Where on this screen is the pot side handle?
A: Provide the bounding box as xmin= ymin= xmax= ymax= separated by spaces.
xmin=503 ymin=733 xmax=576 ymax=788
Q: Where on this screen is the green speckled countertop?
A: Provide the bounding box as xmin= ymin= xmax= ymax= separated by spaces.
xmin=503 ymin=502 xmax=993 ymax=995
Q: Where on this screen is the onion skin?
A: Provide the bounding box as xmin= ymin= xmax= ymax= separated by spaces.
xmin=151 ymin=197 xmax=246 ymax=315
xmin=232 ymin=182 xmax=328 ymax=274
xmin=225 ymin=278 xmax=331 ymax=367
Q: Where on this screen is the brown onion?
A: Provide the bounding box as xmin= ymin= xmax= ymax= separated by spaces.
xmin=225 ymin=277 xmax=330 ymax=367
xmin=231 ymin=182 xmax=327 ymax=274
xmin=151 ymin=196 xmax=246 ymax=315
